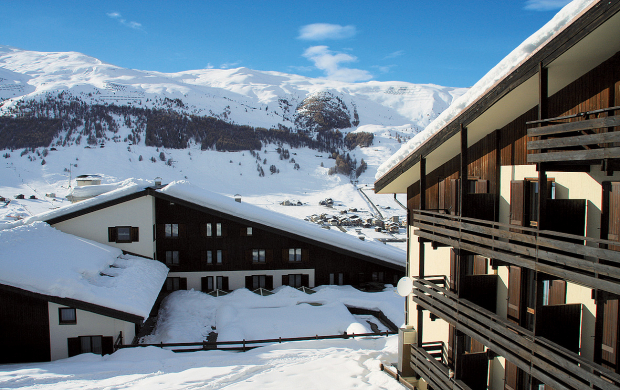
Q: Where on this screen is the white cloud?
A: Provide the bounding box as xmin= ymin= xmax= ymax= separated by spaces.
xmin=384 ymin=50 xmax=404 ymax=59
xmin=107 ymin=12 xmax=143 ymax=31
xmin=524 ymin=0 xmax=572 ymax=11
xmin=298 ymin=24 xmax=357 ymax=40
xmin=219 ymin=61 xmax=241 ymax=69
xmin=303 ymin=46 xmax=372 ymax=82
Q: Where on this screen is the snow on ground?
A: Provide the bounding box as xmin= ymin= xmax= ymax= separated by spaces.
xmin=376 ymin=0 xmax=596 ymax=179
xmin=0 ymin=221 xmax=168 ymax=319
xmin=0 ymin=337 xmax=404 ymax=390
xmin=0 ymin=285 xmax=406 ymax=390
xmin=143 ymin=285 xmax=404 ymax=345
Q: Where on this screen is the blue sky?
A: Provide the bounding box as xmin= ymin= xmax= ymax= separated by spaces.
xmin=1 ymin=0 xmax=572 ymax=88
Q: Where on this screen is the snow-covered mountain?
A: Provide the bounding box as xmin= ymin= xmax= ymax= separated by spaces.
xmin=0 ymin=45 xmax=465 ymax=242
xmin=0 ymin=45 xmax=466 ymax=135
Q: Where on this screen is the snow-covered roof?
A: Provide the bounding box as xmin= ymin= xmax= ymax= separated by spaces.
xmin=159 ymin=181 xmax=405 ymax=267
xmin=0 ymin=179 xmax=405 ymax=267
xmin=375 ymin=0 xmax=595 ymax=181
xmin=0 ymin=221 xmax=168 ymax=320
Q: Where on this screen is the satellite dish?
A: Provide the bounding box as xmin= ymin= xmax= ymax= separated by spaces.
xmin=396 ymin=277 xmax=413 ymax=297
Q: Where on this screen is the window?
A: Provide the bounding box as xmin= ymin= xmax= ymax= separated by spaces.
xmin=108 ymin=226 xmax=138 ymax=243
xmin=247 ymin=227 xmax=253 ymax=236
xmin=59 ymin=308 xmax=76 ymax=325
xmin=80 ymin=336 xmax=102 ymax=354
xmin=253 ymin=275 xmax=266 ymax=289
xmin=165 ymin=251 xmax=179 ymax=265
xmin=216 ymin=276 xmax=227 ymax=290
xmin=289 ymin=248 xmax=302 ymax=262
xmin=330 ymin=273 xmax=344 ymax=285
xmin=217 ymin=250 xmax=223 ymax=264
xmin=253 ymin=249 xmax=266 ymax=263
xmin=206 ymin=251 xmax=213 ymax=264
xmin=165 ymin=223 xmax=179 ymax=238
xmin=216 ymin=223 xmax=222 ymax=236
xmin=205 ymin=223 xmax=212 ymax=237
xmin=166 ymin=277 xmax=182 ymax=291
xmin=288 ymin=274 xmax=303 ymax=288
xmin=203 ymin=276 xmax=214 ymax=292
xmin=372 ymin=272 xmax=384 ymax=282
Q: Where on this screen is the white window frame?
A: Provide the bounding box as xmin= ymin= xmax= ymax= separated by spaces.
xmin=165 ymin=223 xmax=179 ymax=238
xmin=289 ymin=248 xmax=302 ymax=262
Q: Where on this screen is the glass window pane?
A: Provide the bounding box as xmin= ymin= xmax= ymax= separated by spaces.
xmin=289 ymin=248 xmax=294 ymax=261
xmin=207 ymin=277 xmax=213 ymax=290
xmin=247 ymin=227 xmax=252 ymax=236
xmin=206 ymin=223 xmax=212 ymax=236
xmin=81 ymin=337 xmax=91 ymax=353
xmin=259 ymin=250 xmax=265 ymax=261
xmin=172 ymin=224 xmax=178 ymax=237
xmin=217 ymin=250 xmax=222 ymax=264
xmin=259 ymin=275 xmax=266 ymax=288
xmin=216 ymin=223 xmax=222 ymax=236
xmin=165 ymin=224 xmax=171 ymax=237
xmin=217 ymin=276 xmax=223 ymax=290
xmin=207 ymin=251 xmax=212 ymax=264
xmin=253 ymin=249 xmax=258 ymax=262
xmin=60 ymin=308 xmax=76 ymax=323
xmin=91 ymin=336 xmax=102 ymax=354
xmin=117 ymin=227 xmax=131 ymax=241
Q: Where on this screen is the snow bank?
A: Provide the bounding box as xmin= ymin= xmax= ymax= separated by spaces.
xmin=0 ymin=221 xmax=168 ymax=319
xmin=144 ymin=285 xmax=403 ymax=344
xmin=376 ymin=0 xmax=595 ymax=180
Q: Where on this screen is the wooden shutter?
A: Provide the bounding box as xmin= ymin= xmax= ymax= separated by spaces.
xmin=601 ymin=297 xmax=619 ymax=370
xmin=67 ymin=337 xmax=81 ymax=357
xmin=475 ymin=180 xmax=488 ymax=194
xmin=245 ymin=276 xmax=252 ymax=289
xmin=102 ymin=336 xmax=114 ymax=355
xmin=266 ymin=250 xmax=273 ymax=262
xmin=547 ymin=280 xmax=566 ymax=306
xmin=507 ymin=266 xmax=522 ymax=323
xmin=450 ymin=179 xmax=459 ymax=215
xmin=450 ymin=249 xmax=457 ymax=292
xmin=447 ymin=324 xmax=455 ymax=366
xmin=178 ymin=224 xmax=186 ymax=238
xmin=131 ymin=227 xmax=139 ymax=242
xmin=200 ymin=223 xmax=207 ymax=237
xmin=108 ymin=227 xmax=117 ymax=242
xmin=222 ymin=277 xmax=229 ymax=291
xmin=302 ymin=274 xmax=310 ymax=287
xmin=302 ymin=249 xmax=309 ymax=261
xmin=504 ymin=360 xmax=519 ymax=390
xmin=510 ymin=180 xmax=527 ymax=226
xmin=240 ymin=227 xmax=247 ymax=236
xmin=180 ymin=278 xmax=187 ymax=290
xmin=266 ymin=275 xmax=273 ymax=290
xmin=473 ymin=255 xmax=487 ymax=275
xmin=438 ymin=179 xmax=446 ymax=212
xmin=282 ymin=275 xmax=289 ymax=286
xmin=610 ymin=183 xmax=620 ymax=251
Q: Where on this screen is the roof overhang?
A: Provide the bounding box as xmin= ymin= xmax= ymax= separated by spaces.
xmin=376 ymin=1 xmax=620 ymax=194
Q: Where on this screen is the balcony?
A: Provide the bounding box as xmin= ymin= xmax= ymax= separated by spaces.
xmin=411 ymin=277 xmax=620 ymax=390
xmin=527 ymin=107 xmax=620 ymax=166
xmin=409 ymin=341 xmax=473 ymax=390
xmin=411 ymin=209 xmax=620 ymax=296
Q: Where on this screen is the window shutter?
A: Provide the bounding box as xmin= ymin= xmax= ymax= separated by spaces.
xmin=108 ymin=227 xmax=116 ymax=242
xmin=302 ymin=249 xmax=309 ymax=262
xmin=102 ymin=336 xmax=114 ymax=355
xmin=473 ymin=255 xmax=487 ymax=275
xmin=449 ymin=249 xmax=457 ymax=292
xmin=178 ymin=224 xmax=186 ymax=238
xmin=200 ymin=223 xmax=207 ymax=237
xmin=266 ymin=250 xmax=273 ymax=262
xmin=68 ymin=337 xmax=81 ymax=357
xmin=282 ymin=249 xmax=288 ymax=261
xmin=282 ymin=275 xmax=289 ymax=286
xmin=510 ymin=180 xmax=527 ymax=226
xmin=547 ymin=280 xmax=566 ymax=306
xmin=266 ymin=275 xmax=274 ymax=290
xmin=609 ymin=183 xmax=620 ymax=251
xmin=245 ymin=276 xmax=252 ymax=289
xmin=504 ymin=360 xmax=519 ymax=390
xmin=450 ymin=179 xmax=459 ymax=215
xmin=302 ymin=274 xmax=310 ymax=288
xmin=475 ymin=180 xmax=488 ymax=194
xmin=438 ymin=179 xmax=446 ymax=212
xmin=240 ymin=227 xmax=246 ymax=236
xmin=507 ymin=266 xmax=522 ymax=323
xmin=601 ymin=297 xmax=619 ymax=369
xmin=447 ymin=324 xmax=455 ymax=366
xmin=180 ymin=278 xmax=188 ymax=290
xmin=131 ymin=227 xmax=139 ymax=242
xmin=222 ymin=277 xmax=229 ymax=291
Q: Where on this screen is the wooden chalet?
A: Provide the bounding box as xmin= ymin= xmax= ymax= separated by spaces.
xmin=375 ymin=2 xmax=620 ymax=390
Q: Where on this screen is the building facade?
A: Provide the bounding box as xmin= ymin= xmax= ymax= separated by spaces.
xmin=375 ymin=2 xmax=620 ymax=389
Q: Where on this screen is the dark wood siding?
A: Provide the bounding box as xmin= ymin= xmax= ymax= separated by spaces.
xmin=507 ymin=266 xmax=522 ymax=324
xmin=600 ymin=296 xmax=619 ymax=371
xmin=155 ymin=198 xmax=403 ymax=286
xmin=0 ymin=288 xmax=51 ymax=363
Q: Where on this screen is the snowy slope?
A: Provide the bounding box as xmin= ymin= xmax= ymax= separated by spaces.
xmin=0 ymin=45 xmax=466 ymax=133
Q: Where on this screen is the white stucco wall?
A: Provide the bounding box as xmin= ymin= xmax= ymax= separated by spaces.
xmin=169 ymin=269 xmax=316 ymax=291
xmin=566 ymin=281 xmax=596 ymax=360
xmin=52 ymin=196 xmax=156 ymax=258
xmin=48 ymin=302 xmax=136 ymax=361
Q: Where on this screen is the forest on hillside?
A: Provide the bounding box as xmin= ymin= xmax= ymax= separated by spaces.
xmin=0 ymin=94 xmax=372 ymax=155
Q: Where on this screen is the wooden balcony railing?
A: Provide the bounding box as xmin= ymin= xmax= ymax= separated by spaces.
xmin=411 ymin=209 xmax=620 ymax=296
xmin=410 ymin=341 xmax=472 ymax=390
xmin=527 ymin=107 xmax=620 ymax=164
xmin=412 ymin=277 xmax=620 ymax=390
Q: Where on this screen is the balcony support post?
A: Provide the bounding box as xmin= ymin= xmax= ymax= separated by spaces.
xmin=538 ymin=164 xmax=548 ymax=231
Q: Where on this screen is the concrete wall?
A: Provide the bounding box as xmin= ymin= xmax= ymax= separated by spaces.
xmin=53 ymin=196 xmax=156 ymax=258
xmin=48 ymin=302 xmax=136 ymax=361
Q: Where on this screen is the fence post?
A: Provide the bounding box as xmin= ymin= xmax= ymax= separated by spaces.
xmin=243 ymin=339 xmax=246 ymax=352
xmin=344 ymin=331 xmax=348 ymax=339
xmin=279 ymin=337 xmax=282 ymax=343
